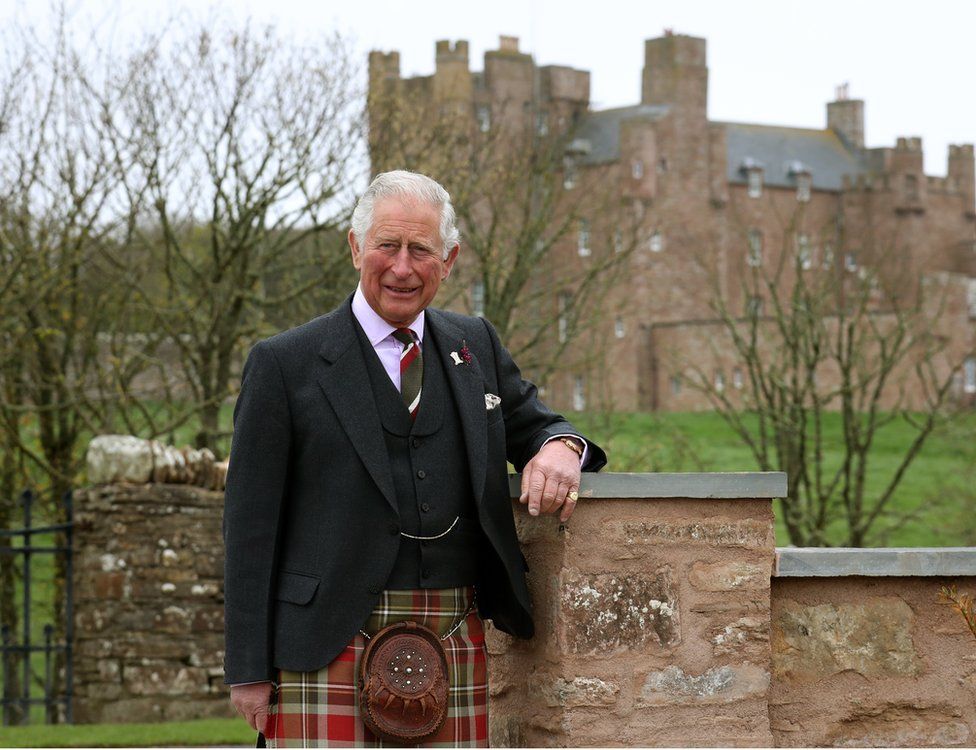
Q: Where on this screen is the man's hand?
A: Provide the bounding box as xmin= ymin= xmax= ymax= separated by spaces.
xmin=231 ymin=682 xmax=273 ymax=733
xmin=519 ymin=439 xmax=582 ymax=522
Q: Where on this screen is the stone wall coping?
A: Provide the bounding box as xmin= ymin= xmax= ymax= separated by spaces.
xmin=508 ymin=471 xmax=788 ymax=499
xmin=774 ymin=547 xmax=976 ymax=577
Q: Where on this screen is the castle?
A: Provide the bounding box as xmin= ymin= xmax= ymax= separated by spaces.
xmin=368 ymin=33 xmax=976 ymax=412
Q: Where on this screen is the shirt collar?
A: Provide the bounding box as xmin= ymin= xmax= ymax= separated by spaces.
xmin=351 ymin=284 xmax=425 ymax=347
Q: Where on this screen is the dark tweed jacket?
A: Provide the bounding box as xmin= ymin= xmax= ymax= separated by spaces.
xmin=222 ymin=297 xmax=606 ymax=684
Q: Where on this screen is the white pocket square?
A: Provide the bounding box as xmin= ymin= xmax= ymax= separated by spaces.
xmin=485 ymin=393 xmax=501 ymax=411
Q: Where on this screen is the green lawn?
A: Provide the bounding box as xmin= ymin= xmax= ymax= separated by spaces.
xmin=572 ymin=410 xmax=976 ymax=548
xmin=0 ymin=717 xmax=253 ymax=747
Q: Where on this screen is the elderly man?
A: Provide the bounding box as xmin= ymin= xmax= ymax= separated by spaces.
xmin=223 ymin=171 xmax=606 ymax=747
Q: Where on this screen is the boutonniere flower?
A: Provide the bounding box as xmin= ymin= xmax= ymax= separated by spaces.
xmin=450 ymin=340 xmax=473 ymax=366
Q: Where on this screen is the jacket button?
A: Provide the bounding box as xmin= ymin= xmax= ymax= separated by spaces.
xmin=417 ymin=470 xmax=426 ymax=479
xmin=412 ymin=438 xmax=421 ymax=449
xmin=421 ymin=569 xmax=431 ymax=579
xmin=421 ymin=503 xmax=430 ymax=513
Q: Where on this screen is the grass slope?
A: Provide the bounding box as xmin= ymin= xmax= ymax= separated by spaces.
xmin=0 ymin=717 xmax=253 ymax=747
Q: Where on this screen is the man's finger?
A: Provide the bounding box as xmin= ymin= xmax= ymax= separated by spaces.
xmin=559 ymin=484 xmax=581 ymax=522
xmin=527 ymin=467 xmax=546 ymax=516
xmin=540 ymin=476 xmax=563 ymax=515
xmin=254 ymin=706 xmax=269 ymax=733
xmin=519 ymin=460 xmax=533 ymax=504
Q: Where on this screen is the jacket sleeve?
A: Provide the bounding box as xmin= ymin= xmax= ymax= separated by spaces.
xmin=479 ymin=317 xmax=607 ymax=473
xmin=222 ymin=340 xmax=292 ymax=684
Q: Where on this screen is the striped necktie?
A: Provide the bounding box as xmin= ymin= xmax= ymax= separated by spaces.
xmin=392 ymin=328 xmax=422 ymax=419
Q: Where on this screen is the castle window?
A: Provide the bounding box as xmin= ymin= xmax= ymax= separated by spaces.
xmin=797 ymin=234 xmax=812 ymax=269
xmin=964 ymin=357 xmax=976 ymax=394
xmin=536 ymin=111 xmax=548 ymax=136
xmin=471 ymin=279 xmax=485 ymax=317
xmin=613 ymin=229 xmax=624 ymax=254
xmin=797 ymin=174 xmax=812 ymax=202
xmin=822 ymin=242 xmax=835 ymax=269
xmin=573 ymin=376 xmax=586 ymax=411
xmin=746 ymin=295 xmax=763 ymax=316
xmin=747 ymin=229 xmax=763 ymax=267
xmin=632 ymin=160 xmax=644 ymax=180
xmin=614 ymin=318 xmax=625 ymax=338
xmin=578 ymin=219 xmax=591 ymax=257
xmin=658 ymin=157 xmax=669 ymax=174
xmin=563 ymin=159 xmax=577 ymax=190
xmin=558 ymin=292 xmax=570 ymax=343
xmin=476 ymin=105 xmax=491 ymax=133
xmin=845 ymin=252 xmax=858 ymax=272
xmin=649 ymin=230 xmax=663 ymax=253
xmin=714 ymin=371 xmax=725 ymax=393
xmin=733 ymin=368 xmax=744 ymax=390
xmin=905 ymin=174 xmax=919 ymax=201
xmin=748 ymin=169 xmax=763 ymax=198
xmin=670 ymin=375 xmax=682 ymax=395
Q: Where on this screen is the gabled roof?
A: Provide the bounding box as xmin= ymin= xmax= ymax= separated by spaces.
xmin=573 ymin=104 xmax=670 ymax=165
xmin=572 ymin=104 xmax=869 ymax=191
xmin=721 ymin=122 xmax=868 ymax=191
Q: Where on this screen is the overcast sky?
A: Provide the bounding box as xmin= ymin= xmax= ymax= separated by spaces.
xmin=4 ymin=0 xmax=974 ymax=176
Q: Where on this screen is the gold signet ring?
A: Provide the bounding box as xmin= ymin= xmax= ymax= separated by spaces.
xmin=567 ymin=490 xmax=579 ymax=502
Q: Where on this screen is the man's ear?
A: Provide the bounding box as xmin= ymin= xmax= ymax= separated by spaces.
xmin=441 ymin=244 xmax=460 ymax=279
xmin=348 ymin=229 xmax=362 ymax=270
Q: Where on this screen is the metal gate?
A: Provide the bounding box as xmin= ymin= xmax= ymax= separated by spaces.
xmin=0 ymin=489 xmax=73 ymax=725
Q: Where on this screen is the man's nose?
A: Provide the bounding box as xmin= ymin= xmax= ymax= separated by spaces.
xmin=391 ymin=246 xmax=413 ymax=277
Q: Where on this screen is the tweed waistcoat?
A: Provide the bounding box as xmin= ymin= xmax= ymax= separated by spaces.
xmin=354 ymin=321 xmax=480 ymax=589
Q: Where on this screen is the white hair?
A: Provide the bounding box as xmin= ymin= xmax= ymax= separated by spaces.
xmin=351 ymin=170 xmax=460 ymax=259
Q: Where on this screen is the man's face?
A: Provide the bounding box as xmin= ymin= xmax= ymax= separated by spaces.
xmin=349 ymin=198 xmax=459 ymax=328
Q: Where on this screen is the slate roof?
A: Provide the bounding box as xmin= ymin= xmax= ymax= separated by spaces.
xmin=721 ymin=121 xmax=868 ymax=191
xmin=574 ymin=104 xmax=670 ymax=165
xmin=574 ymin=105 xmax=869 ymax=191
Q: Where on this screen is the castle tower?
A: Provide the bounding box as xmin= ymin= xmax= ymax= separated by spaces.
xmin=641 ymin=33 xmax=708 ymax=122
xmin=433 ymin=40 xmax=472 ymax=104
xmin=947 ymin=144 xmax=975 ymax=213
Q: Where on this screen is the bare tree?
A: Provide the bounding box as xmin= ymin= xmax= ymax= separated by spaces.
xmin=369 ymin=89 xmax=641 ymax=383
xmin=684 ymin=206 xmax=969 ymax=546
xmin=118 ymin=23 xmax=363 ymax=453
xmin=0 ymin=13 xmax=164 ymax=721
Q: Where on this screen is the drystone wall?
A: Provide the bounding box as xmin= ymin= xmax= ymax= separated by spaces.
xmin=72 ymin=481 xmax=231 ymax=723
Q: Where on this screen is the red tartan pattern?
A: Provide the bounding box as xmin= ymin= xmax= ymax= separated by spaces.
xmin=265 ymin=586 xmax=488 ymax=748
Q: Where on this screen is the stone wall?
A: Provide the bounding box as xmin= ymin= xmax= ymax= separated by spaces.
xmin=486 ymin=473 xmax=783 ymax=747
xmin=70 ymin=462 xmax=976 ymax=745
xmin=72 ymin=482 xmax=231 ymax=723
xmin=770 ymin=548 xmax=976 ymax=747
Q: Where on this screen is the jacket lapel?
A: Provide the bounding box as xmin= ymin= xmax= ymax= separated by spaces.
xmin=315 ymin=299 xmax=397 ymax=513
xmin=426 ymin=310 xmax=487 ymax=504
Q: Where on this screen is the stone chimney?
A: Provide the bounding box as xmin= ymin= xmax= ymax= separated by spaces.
xmin=827 ymin=86 xmax=865 ymax=149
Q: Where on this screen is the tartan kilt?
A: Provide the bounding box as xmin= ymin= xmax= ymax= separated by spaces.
xmin=264 ymin=586 xmax=488 ymax=748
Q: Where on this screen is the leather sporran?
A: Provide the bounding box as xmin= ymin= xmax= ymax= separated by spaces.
xmin=359 ymin=621 xmax=449 ymax=744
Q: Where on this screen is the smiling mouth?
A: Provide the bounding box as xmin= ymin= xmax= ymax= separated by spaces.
xmin=385 ymin=285 xmax=419 ymax=294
